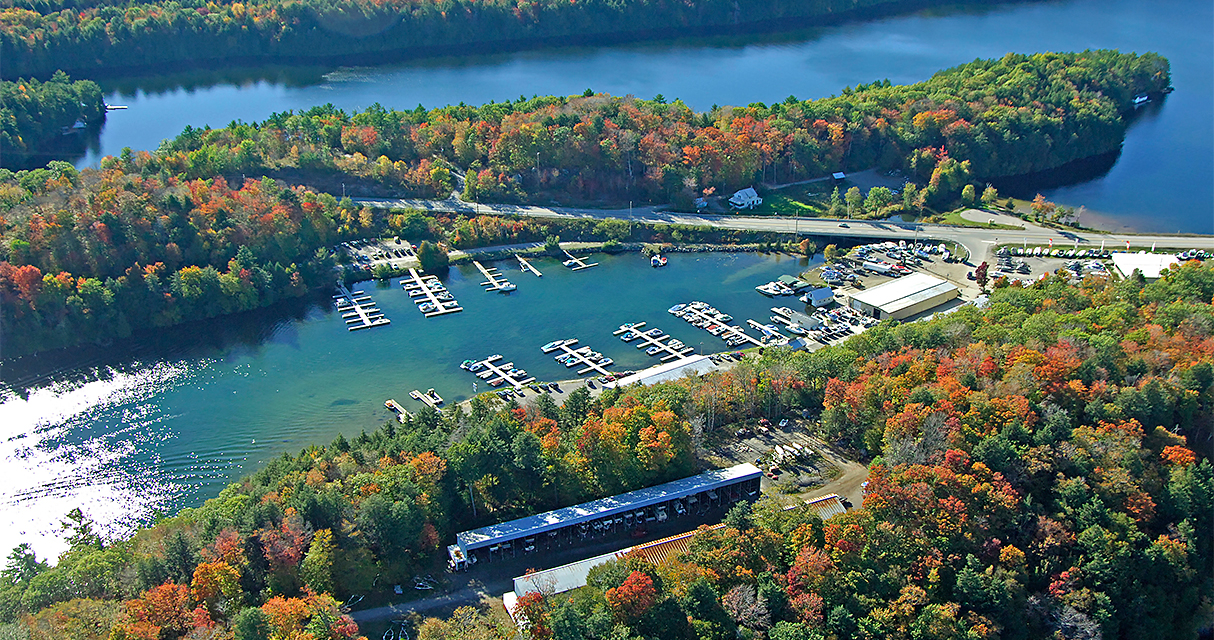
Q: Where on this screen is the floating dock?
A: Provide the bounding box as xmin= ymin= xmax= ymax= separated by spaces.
xmin=467 ymin=355 xmax=536 ymax=389
xmin=747 ymin=319 xmax=790 ymax=345
xmin=385 ymin=399 xmax=413 ymax=422
xmin=474 ymin=261 xmax=517 ymax=292
xmin=402 ymin=269 xmax=463 ymax=317
xmin=409 ymin=388 xmax=445 ymax=410
xmin=334 ymin=282 xmax=390 ymax=331
xmin=517 ymin=255 xmax=543 ymax=277
xmin=676 ymin=303 xmax=764 ymax=348
xmin=619 ymin=323 xmax=696 ymax=362
xmin=545 ymin=339 xmax=615 ymax=377
xmin=562 ymin=250 xmax=598 ymax=271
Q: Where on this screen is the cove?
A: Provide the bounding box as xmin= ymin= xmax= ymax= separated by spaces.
xmin=75 ymin=0 xmax=1213 ymax=233
xmin=0 ymin=251 xmax=811 ymax=559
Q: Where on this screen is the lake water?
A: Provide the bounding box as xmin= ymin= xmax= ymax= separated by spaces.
xmin=78 ymin=0 xmax=1214 ymax=233
xmin=0 ymin=252 xmax=811 ymax=559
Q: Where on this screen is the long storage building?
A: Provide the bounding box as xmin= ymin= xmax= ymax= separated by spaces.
xmin=846 ymin=272 xmax=960 ymax=320
xmin=447 ymin=463 xmax=762 ymax=570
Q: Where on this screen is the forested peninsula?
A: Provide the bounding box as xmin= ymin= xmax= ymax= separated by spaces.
xmin=0 ymin=51 xmax=1170 ymax=357
xmin=5 ymin=0 xmax=1047 ymax=79
xmin=0 ymin=72 xmax=105 ymax=168
xmin=2 ymin=263 xmax=1212 ymax=640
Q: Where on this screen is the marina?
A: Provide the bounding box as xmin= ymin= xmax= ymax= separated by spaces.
xmin=543 ymin=339 xmax=616 ymax=377
xmin=562 ymin=250 xmax=599 ymax=271
xmin=617 ymin=322 xmax=697 ymax=362
xmin=463 ymin=355 xmax=538 ymax=389
xmin=517 ymin=255 xmax=543 ymax=277
xmin=673 ymin=302 xmax=764 ymax=348
xmin=409 ymin=388 xmax=445 ymax=409
xmin=402 ymin=268 xmax=464 ymax=317
xmin=474 ymin=261 xmax=517 ymax=292
xmin=333 ymin=283 xmax=391 ymax=331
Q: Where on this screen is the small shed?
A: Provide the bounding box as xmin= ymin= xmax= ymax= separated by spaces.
xmin=801 ymin=286 xmax=834 ymax=307
xmin=832 ymin=172 xmax=846 ymax=182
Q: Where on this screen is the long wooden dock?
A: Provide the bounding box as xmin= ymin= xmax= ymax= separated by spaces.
xmin=562 ymin=250 xmax=598 ymax=271
xmin=468 ymin=355 xmax=536 ymax=389
xmin=334 ymin=283 xmax=390 ymax=331
xmin=620 ymin=323 xmax=696 ymax=362
xmin=517 ymin=255 xmax=543 ymax=277
xmin=385 ymin=399 xmax=413 ymax=422
xmin=546 ymin=339 xmax=615 ymax=377
xmin=402 ymin=269 xmax=463 ymax=317
xmin=474 ymin=261 xmax=517 ymax=292
xmin=676 ymin=303 xmax=763 ymax=348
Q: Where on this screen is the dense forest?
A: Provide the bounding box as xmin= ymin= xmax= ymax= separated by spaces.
xmin=2 ymin=262 xmax=1211 ymax=640
xmin=70 ymin=50 xmax=1169 ymax=209
xmin=3 ymin=0 xmax=1007 ymax=78
xmin=0 ymin=154 xmax=778 ymax=358
xmin=0 ymin=72 xmax=105 ymax=168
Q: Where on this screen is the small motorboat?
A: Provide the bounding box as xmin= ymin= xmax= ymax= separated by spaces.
xmin=651 ymin=255 xmax=668 ymax=267
xmin=541 ymin=340 xmax=566 ymax=352
xmin=460 ymin=359 xmax=475 ymax=370
xmin=668 ymin=304 xmax=686 ymax=314
xmin=418 ymin=303 xmax=436 ymax=313
xmin=646 ymin=346 xmax=662 ymax=356
xmin=645 ymin=328 xmax=663 ymax=337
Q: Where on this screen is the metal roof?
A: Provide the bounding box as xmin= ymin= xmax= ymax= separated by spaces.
xmin=457 ymin=463 xmax=761 ymax=552
xmin=609 ymin=355 xmax=716 ymax=389
xmin=848 ymin=273 xmax=957 ymax=313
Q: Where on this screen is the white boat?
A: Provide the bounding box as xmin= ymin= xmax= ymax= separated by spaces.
xmin=668 ymin=304 xmax=686 ymax=314
xmin=646 ymin=346 xmax=662 ymax=356
xmin=651 ymin=255 xmax=668 ymax=267
xmin=419 ymin=303 xmax=436 ymax=313
xmin=498 ymin=282 xmax=516 ymax=292
xmin=600 ymin=358 xmax=614 ymax=366
xmin=786 ymin=324 xmax=808 ymax=335
xmin=621 ymin=331 xmax=637 ymax=341
xmin=755 ymin=282 xmax=783 ymax=296
xmin=715 ymin=314 xmax=733 ymax=322
xmin=541 ymin=340 xmax=566 ymax=352
xmin=645 ymin=328 xmax=663 ymax=337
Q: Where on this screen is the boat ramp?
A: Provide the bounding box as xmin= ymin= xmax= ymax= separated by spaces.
xmin=674 ymin=303 xmax=764 ymax=348
xmin=334 ymin=283 xmax=390 ymax=331
xmin=562 ymin=250 xmax=598 ymax=271
xmin=542 ymin=339 xmax=615 ymax=376
xmin=474 ymin=261 xmax=517 ymax=292
xmin=402 ymin=269 xmax=463 ymax=317
xmin=409 ymin=388 xmax=445 ymax=410
xmin=616 ymin=322 xmax=696 ymax=362
xmin=517 ymin=255 xmax=543 ymax=277
xmin=464 ymin=355 xmax=537 ymax=389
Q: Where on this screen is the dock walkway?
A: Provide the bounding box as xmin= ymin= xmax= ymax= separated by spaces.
xmin=474 ymin=261 xmax=517 ymax=292
xmin=334 ymin=283 xmax=390 ymax=331
xmin=747 ymin=319 xmax=789 ymax=345
xmin=402 ymin=269 xmax=463 ymax=317
xmin=546 ymin=339 xmax=615 ymax=377
xmin=619 ymin=323 xmax=696 ymax=362
xmin=517 ymin=255 xmax=543 ymax=277
xmin=409 ymin=388 xmax=445 ymax=410
xmin=385 ymin=399 xmax=413 ymax=422
xmin=562 ymin=250 xmax=598 ymax=271
xmin=468 ymin=355 xmax=537 ymax=389
xmin=678 ymin=304 xmax=763 ymax=347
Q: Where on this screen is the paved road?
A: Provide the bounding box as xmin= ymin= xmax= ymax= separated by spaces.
xmin=355 ymin=197 xmax=1214 ymax=264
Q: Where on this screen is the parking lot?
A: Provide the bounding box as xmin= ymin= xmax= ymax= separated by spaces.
xmin=339 ymin=237 xmax=419 ymax=273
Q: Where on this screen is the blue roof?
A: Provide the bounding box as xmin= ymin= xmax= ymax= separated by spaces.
xmin=456 ymin=463 xmax=762 ymax=551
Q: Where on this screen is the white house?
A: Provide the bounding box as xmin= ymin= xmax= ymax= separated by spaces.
xmin=729 ymin=187 xmax=763 ymax=209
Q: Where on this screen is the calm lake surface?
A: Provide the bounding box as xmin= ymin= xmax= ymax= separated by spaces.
xmin=0 ymin=252 xmax=811 ymax=558
xmin=79 ymin=0 xmax=1214 ymax=233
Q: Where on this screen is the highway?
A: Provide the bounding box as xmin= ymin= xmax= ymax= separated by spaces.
xmin=354 ymin=196 xmax=1214 ymax=264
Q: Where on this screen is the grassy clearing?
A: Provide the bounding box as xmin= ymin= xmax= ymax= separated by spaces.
xmin=752 ymin=181 xmax=834 ymax=216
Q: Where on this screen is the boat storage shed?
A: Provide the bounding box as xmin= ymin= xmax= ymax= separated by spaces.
xmin=449 ymin=463 xmax=761 ymax=569
xmin=846 ymin=272 xmax=959 ymax=320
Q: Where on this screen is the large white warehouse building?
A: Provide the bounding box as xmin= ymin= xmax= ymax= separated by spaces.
xmin=846 ymin=273 xmax=960 ymax=320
